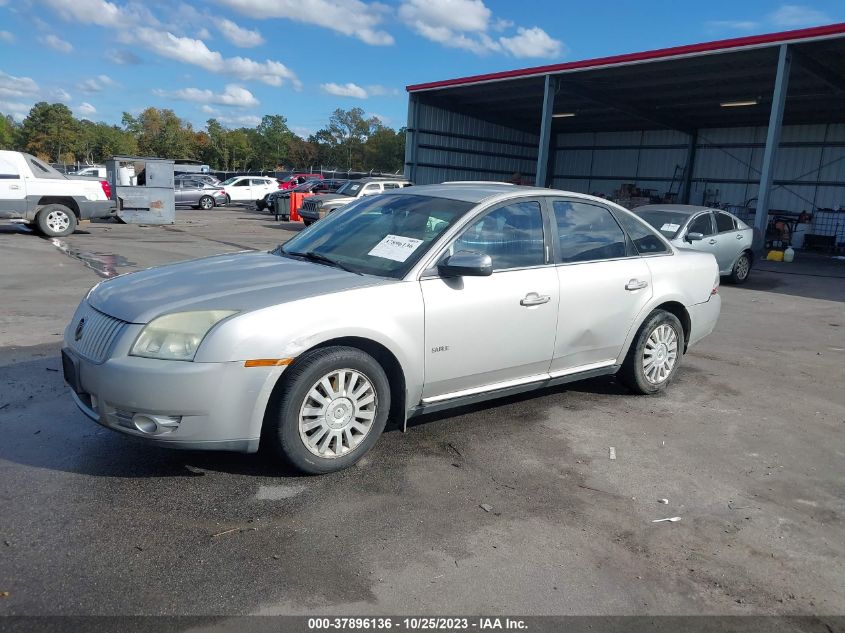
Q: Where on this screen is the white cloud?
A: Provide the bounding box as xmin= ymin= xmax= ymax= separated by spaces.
xmin=769 ymin=4 xmax=831 ymax=27
xmin=40 ymin=34 xmax=74 ymax=53
xmin=217 ymin=113 xmax=261 ymax=127
xmin=49 ymin=88 xmax=73 ymax=102
xmin=321 ymin=82 xmax=369 ymax=98
xmin=214 ymin=0 xmax=394 ymax=46
xmin=218 ymin=18 xmax=264 ymax=47
xmin=79 ymin=75 xmax=117 ymax=93
xmin=110 ymin=49 xmax=143 ymax=65
xmin=0 ymin=71 xmax=39 ymax=99
xmin=399 ymin=0 xmax=563 ymax=57
xmin=76 ymin=102 xmax=97 ymax=116
xmin=200 ymin=105 xmax=219 ymax=115
xmin=0 ymin=100 xmax=32 ymax=121
xmin=131 ymin=27 xmax=300 ymax=88
xmin=499 ymin=27 xmax=563 ymax=58
xmin=41 ymin=0 xmax=122 ymax=27
xmin=0 ymin=31 xmax=14 ymax=43
xmin=154 ymin=84 xmax=260 ymax=108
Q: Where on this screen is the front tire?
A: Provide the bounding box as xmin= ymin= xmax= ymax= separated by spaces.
xmin=265 ymin=346 xmax=391 ymax=474
xmin=36 ymin=204 xmax=77 ymax=237
xmin=729 ymin=251 xmax=752 ymax=284
xmin=199 ymin=195 xmax=214 ymax=210
xmin=618 ymin=310 xmax=684 ymax=395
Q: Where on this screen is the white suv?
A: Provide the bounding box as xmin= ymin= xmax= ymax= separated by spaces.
xmin=299 ymin=178 xmax=413 ymax=225
xmin=220 ymin=176 xmax=280 ymax=203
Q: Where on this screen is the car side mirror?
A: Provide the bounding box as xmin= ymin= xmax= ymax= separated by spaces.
xmin=686 ymin=232 xmax=704 ymax=243
xmin=438 ymin=251 xmax=493 ymax=277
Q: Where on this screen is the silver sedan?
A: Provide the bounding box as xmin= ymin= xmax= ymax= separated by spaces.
xmin=62 ymin=185 xmax=721 ymax=473
xmin=632 ymin=205 xmax=754 ymax=283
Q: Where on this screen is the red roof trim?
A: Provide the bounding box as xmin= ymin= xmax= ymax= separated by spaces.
xmin=406 ymin=22 xmax=845 ymax=92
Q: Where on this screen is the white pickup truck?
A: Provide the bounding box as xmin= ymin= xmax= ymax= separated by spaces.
xmin=0 ymin=150 xmax=116 ymax=236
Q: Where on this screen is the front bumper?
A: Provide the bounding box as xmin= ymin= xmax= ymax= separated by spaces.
xmin=62 ymin=347 xmax=284 ymax=452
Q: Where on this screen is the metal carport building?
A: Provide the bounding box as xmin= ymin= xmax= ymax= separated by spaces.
xmin=404 ymin=23 xmax=845 ymax=251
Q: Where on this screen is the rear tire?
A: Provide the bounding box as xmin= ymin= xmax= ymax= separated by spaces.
xmin=618 ymin=310 xmax=684 ymax=395
xmin=36 ymin=204 xmax=77 ymax=237
xmin=265 ymin=346 xmax=390 ymax=474
xmin=729 ymin=251 xmax=752 ymax=284
xmin=199 ymin=196 xmax=214 ymax=210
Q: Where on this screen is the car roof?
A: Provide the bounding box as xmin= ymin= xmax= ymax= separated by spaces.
xmin=388 ymin=183 xmax=560 ymax=203
xmin=634 ymin=204 xmax=715 ymax=215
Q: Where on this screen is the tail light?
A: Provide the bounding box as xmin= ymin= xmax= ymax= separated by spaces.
xmin=100 ymin=180 xmax=112 ymax=199
xmin=712 ymin=273 xmax=720 ymax=296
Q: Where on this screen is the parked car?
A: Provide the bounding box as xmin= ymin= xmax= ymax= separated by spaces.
xmin=298 ymin=177 xmax=413 ymax=225
xmin=279 ymin=173 xmax=323 ymax=190
xmin=174 ymin=177 xmax=227 ymax=210
xmin=0 ymin=150 xmax=115 ymax=237
xmin=633 ymin=204 xmax=753 ymax=283
xmin=62 ymin=184 xmax=721 ymax=474
xmin=257 ymin=179 xmax=348 ymax=212
xmin=220 ymin=176 xmax=280 ymax=204
xmin=176 ymin=173 xmax=220 ymax=188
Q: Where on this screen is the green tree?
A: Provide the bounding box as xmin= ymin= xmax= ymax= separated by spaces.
xmin=365 ymin=124 xmax=406 ymax=173
xmin=0 ymin=114 xmax=17 ymax=149
xmin=78 ymin=120 xmax=137 ymax=163
xmin=255 ymin=114 xmax=294 ymax=169
xmin=19 ymin=102 xmax=81 ymax=163
xmin=123 ymin=108 xmax=194 ymax=159
xmin=322 ymin=107 xmax=377 ymax=170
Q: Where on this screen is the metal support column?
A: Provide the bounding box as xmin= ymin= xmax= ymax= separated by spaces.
xmin=404 ymin=93 xmax=419 ymax=183
xmin=535 ymin=75 xmax=556 ymax=188
xmin=682 ymin=130 xmax=697 ymax=204
xmin=755 ymin=44 xmax=791 ymax=252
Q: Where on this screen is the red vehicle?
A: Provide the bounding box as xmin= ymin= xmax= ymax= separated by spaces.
xmin=279 ymin=173 xmax=323 ymax=190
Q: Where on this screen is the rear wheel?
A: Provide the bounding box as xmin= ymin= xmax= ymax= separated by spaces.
xmin=199 ymin=195 xmax=214 ymax=210
xmin=618 ymin=310 xmax=684 ymax=395
xmin=36 ymin=204 xmax=77 ymax=237
xmin=265 ymin=346 xmax=390 ymax=474
xmin=729 ymin=251 xmax=752 ymax=284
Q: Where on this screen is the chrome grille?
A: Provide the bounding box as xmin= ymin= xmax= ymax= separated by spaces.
xmin=69 ymin=303 xmax=128 ymax=364
xmin=301 ymin=199 xmax=317 ymax=212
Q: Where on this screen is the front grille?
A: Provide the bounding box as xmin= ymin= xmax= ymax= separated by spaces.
xmin=69 ymin=303 xmax=129 ymax=364
xmin=301 ymin=199 xmax=317 ymax=213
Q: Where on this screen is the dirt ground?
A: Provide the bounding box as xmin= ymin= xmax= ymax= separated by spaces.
xmin=0 ymin=207 xmax=843 ymax=617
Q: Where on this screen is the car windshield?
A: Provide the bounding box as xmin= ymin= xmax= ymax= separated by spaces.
xmin=633 ymin=209 xmax=692 ymax=239
xmin=335 ymin=181 xmax=362 ymax=196
xmin=221 ymin=177 xmax=239 ymax=185
xmin=276 ymin=194 xmax=474 ymax=278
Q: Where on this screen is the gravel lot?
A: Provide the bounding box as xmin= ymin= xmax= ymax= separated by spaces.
xmin=0 ymin=207 xmax=843 ymax=617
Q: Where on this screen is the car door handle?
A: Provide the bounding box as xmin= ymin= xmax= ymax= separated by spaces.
xmin=736 ymin=234 xmax=744 ymax=240
xmin=625 ymin=279 xmax=649 ymax=291
xmin=10 ymin=184 xmax=20 ymax=190
xmin=709 ymin=239 xmax=717 ymax=244
xmin=520 ymin=292 xmax=551 ymax=307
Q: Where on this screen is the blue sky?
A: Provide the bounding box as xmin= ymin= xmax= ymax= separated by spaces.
xmin=0 ymin=1 xmax=842 ymax=136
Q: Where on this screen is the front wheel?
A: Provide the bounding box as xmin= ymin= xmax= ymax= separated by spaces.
xmin=265 ymin=346 xmax=391 ymax=474
xmin=729 ymin=251 xmax=752 ymax=284
xmin=617 ymin=310 xmax=684 ymax=395
xmin=36 ymin=204 xmax=77 ymax=237
xmin=199 ymin=195 xmax=214 ymax=210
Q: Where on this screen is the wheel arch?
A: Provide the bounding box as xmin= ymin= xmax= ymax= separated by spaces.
xmin=36 ymin=197 xmax=80 ymax=218
xmin=652 ymin=301 xmax=691 ymax=352
xmin=262 ymin=335 xmax=408 ymax=437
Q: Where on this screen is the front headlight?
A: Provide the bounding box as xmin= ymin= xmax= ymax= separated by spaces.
xmin=314 ymin=200 xmax=323 ymax=209
xmin=130 ymin=310 xmax=237 ymax=361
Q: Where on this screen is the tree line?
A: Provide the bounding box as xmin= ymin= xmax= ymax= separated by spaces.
xmin=0 ymin=103 xmax=406 ymax=173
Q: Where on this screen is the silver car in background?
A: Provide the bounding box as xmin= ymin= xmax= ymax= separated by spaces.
xmin=633 ymin=205 xmax=754 ymax=283
xmin=62 ymin=185 xmax=721 ymax=474
xmin=174 ymin=177 xmax=227 ymax=210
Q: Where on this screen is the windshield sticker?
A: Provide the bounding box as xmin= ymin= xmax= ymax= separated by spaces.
xmin=660 ymin=223 xmax=680 ymax=232
xmin=368 ymin=234 xmax=424 ymax=262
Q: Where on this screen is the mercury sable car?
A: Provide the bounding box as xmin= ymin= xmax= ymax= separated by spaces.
xmin=62 ymin=184 xmax=721 ymax=474
xmin=633 ymin=204 xmax=754 ymax=284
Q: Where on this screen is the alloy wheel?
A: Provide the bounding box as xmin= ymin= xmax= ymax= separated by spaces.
xmin=642 ymin=324 xmax=678 ymax=384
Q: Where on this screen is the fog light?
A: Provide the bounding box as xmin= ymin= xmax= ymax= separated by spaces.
xmin=131 ymin=414 xmax=182 ymax=435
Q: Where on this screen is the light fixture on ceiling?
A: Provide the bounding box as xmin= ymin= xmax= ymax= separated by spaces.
xmin=552 ymin=112 xmax=576 ymax=118
xmin=720 ymin=99 xmax=759 ymax=107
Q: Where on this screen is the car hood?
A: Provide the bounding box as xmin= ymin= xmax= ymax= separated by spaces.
xmin=88 ymin=250 xmax=389 ymax=324
xmin=308 ymin=193 xmax=352 ymax=204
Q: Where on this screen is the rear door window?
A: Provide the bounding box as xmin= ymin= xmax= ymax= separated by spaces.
xmin=615 ymin=211 xmax=669 ymax=255
xmin=716 ymin=212 xmax=736 ymax=233
xmin=552 ymin=200 xmax=627 ymax=263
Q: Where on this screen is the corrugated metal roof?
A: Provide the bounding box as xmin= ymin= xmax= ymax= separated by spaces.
xmin=407 ymin=23 xmax=845 ymax=92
